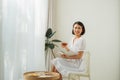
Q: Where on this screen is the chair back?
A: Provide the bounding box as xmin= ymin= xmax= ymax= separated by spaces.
xmin=82 ymin=51 xmax=90 ymax=74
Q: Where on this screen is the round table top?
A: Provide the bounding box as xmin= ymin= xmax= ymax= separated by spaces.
xmin=24 ymin=71 xmax=60 ymax=80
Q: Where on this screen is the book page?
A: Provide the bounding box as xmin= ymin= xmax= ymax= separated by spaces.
xmin=58 ymin=48 xmax=75 ymax=56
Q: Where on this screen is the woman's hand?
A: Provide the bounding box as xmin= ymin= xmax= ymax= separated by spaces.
xmin=61 ymin=42 xmax=70 ymax=51
xmin=61 ymin=42 xmax=68 ymax=48
xmin=61 ymin=53 xmax=68 ymax=58
xmin=60 ymin=51 xmax=84 ymax=59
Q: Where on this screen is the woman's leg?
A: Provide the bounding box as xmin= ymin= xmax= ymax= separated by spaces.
xmin=51 ymin=65 xmax=62 ymax=80
xmin=59 ymin=73 xmax=62 ymax=80
xmin=51 ymin=65 xmax=57 ymax=72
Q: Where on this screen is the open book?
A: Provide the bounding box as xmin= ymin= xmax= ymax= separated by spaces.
xmin=58 ymin=48 xmax=75 ymax=56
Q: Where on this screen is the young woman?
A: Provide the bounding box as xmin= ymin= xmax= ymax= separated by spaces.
xmin=51 ymin=21 xmax=86 ymax=80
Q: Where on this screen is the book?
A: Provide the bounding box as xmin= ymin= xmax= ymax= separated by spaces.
xmin=58 ymin=48 xmax=75 ymax=56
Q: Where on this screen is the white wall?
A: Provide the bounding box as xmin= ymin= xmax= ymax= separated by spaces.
xmin=53 ymin=0 xmax=120 ymax=80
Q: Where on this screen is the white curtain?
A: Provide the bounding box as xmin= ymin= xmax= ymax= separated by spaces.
xmin=46 ymin=0 xmax=54 ymax=71
xmin=1 ymin=0 xmax=48 ymax=80
xmin=0 ymin=0 xmax=3 ymax=80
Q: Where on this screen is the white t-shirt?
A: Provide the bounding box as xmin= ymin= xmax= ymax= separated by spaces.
xmin=67 ymin=36 xmax=86 ymax=54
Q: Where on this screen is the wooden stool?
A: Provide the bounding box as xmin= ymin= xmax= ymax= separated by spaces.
xmin=24 ymin=71 xmax=60 ymax=80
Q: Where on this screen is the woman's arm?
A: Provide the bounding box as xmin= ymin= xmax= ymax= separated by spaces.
xmin=61 ymin=51 xmax=83 ymax=59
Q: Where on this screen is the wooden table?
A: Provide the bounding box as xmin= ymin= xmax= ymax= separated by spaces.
xmin=24 ymin=71 xmax=60 ymax=80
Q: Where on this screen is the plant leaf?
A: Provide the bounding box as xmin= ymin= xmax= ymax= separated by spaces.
xmin=52 ymin=39 xmax=62 ymax=42
xmin=45 ymin=43 xmax=49 ymax=50
xmin=48 ymin=43 xmax=55 ymax=49
xmin=45 ymin=28 xmax=52 ymax=38
xmin=48 ymin=31 xmax=56 ymax=38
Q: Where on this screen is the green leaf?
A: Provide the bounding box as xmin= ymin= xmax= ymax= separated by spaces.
xmin=45 ymin=43 xmax=49 ymax=50
xmin=45 ymin=38 xmax=55 ymax=50
xmin=45 ymin=28 xmax=52 ymax=38
xmin=48 ymin=31 xmax=56 ymax=38
xmin=48 ymin=44 xmax=55 ymax=49
xmin=52 ymin=39 xmax=62 ymax=42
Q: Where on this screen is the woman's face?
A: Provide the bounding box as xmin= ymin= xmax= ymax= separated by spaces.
xmin=73 ymin=24 xmax=82 ymax=36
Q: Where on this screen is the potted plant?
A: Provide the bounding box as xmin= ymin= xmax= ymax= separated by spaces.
xmin=45 ymin=28 xmax=61 ymax=71
xmin=45 ymin=28 xmax=62 ymax=57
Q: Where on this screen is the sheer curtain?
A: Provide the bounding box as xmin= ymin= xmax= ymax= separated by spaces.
xmin=1 ymin=0 xmax=48 ymax=80
xmin=46 ymin=0 xmax=54 ymax=71
xmin=0 ymin=0 xmax=3 ymax=80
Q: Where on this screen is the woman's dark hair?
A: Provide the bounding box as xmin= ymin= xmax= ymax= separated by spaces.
xmin=72 ymin=21 xmax=85 ymax=35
